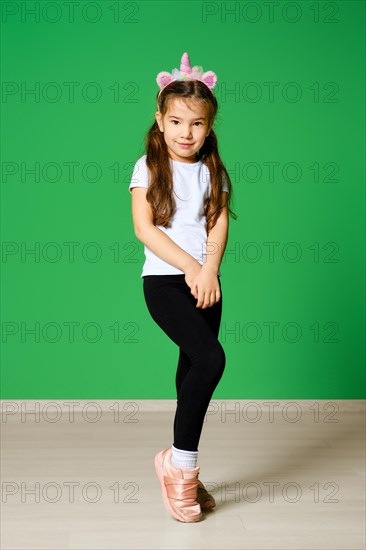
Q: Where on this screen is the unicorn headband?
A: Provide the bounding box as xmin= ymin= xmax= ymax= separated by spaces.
xmin=156 ymin=52 xmax=217 ymax=108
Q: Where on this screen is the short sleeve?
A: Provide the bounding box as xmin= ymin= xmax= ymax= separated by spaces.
xmin=129 ymin=156 xmax=149 ymax=193
xmin=222 ymin=173 xmax=229 ymax=193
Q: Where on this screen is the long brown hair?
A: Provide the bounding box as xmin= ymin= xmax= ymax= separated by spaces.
xmin=144 ymin=79 xmax=237 ymax=234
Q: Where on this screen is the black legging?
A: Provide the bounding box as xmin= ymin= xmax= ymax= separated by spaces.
xmin=143 ymin=274 xmax=226 ymax=451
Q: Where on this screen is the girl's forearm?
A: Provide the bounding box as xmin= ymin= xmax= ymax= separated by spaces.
xmin=136 ymin=225 xmax=198 ymax=273
xmin=203 ymin=217 xmax=229 ymax=274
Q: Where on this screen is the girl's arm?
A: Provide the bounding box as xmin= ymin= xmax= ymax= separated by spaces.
xmin=201 ymin=192 xmax=229 ymax=275
xmin=130 ymin=187 xmax=199 ymax=273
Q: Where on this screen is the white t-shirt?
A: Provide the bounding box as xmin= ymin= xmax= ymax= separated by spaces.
xmin=129 ymin=154 xmax=228 ymax=278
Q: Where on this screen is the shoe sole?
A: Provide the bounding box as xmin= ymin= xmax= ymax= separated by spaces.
xmin=154 ymin=450 xmax=202 ymax=523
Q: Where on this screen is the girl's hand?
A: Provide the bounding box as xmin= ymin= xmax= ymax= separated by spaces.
xmin=184 ymin=260 xmax=202 ymax=291
xmin=187 ymin=265 xmax=221 ymax=309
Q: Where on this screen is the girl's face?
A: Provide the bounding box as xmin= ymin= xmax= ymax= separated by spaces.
xmin=156 ymin=97 xmax=213 ymax=164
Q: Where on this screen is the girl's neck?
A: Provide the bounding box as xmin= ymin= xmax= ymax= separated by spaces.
xmin=169 ymin=153 xmax=201 ymax=165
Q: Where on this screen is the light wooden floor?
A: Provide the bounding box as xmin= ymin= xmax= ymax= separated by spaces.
xmin=1 ymin=400 xmax=365 ymax=549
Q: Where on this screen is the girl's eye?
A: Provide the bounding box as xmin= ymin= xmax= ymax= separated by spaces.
xmin=171 ymin=121 xmax=202 ymax=126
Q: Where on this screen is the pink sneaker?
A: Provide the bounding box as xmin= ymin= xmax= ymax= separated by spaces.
xmin=197 ymin=479 xmax=216 ymax=509
xmin=154 ymin=447 xmax=202 ymax=522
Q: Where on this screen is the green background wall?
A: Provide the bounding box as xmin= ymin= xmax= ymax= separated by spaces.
xmin=2 ymin=1 xmax=365 ymax=398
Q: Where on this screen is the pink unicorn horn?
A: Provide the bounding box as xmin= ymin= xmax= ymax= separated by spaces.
xmin=180 ymin=52 xmax=192 ymax=74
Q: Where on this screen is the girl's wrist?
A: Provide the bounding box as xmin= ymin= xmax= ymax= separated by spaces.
xmin=183 ymin=257 xmax=201 ymax=274
xmin=201 ymin=262 xmax=219 ymax=275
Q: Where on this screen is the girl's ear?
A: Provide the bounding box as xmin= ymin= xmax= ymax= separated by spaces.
xmin=206 ymin=118 xmax=214 ymax=135
xmin=155 ymin=111 xmax=163 ymax=132
xmin=156 ymin=72 xmax=175 ymax=90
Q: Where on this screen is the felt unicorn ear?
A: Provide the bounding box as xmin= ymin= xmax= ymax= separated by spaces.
xmin=200 ymin=70 xmax=217 ymax=90
xmin=156 ymin=71 xmax=175 ymax=90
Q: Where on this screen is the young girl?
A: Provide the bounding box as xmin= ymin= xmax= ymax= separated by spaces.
xmin=129 ymin=52 xmax=236 ymax=523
